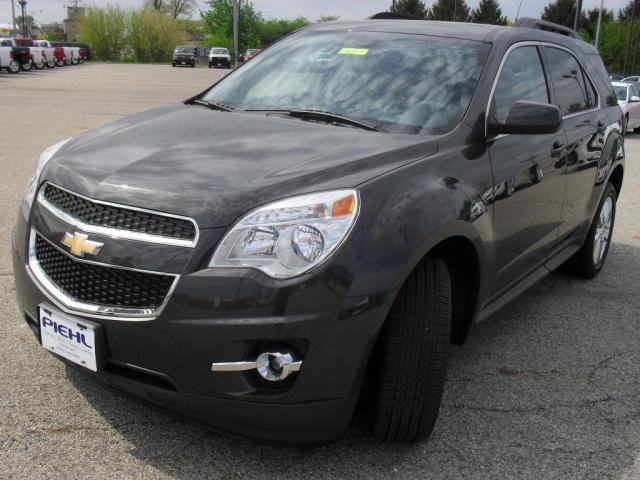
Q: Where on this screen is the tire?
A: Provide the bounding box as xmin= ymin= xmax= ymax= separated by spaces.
xmin=7 ymin=60 xmax=20 ymax=74
xmin=47 ymin=58 xmax=56 ymax=68
xmin=367 ymin=257 xmax=451 ymax=443
xmin=634 ymin=126 xmax=640 ymax=134
xmin=191 ymin=63 xmax=195 ymax=68
xmin=56 ymin=58 xmax=64 ymax=67
xmin=20 ymin=60 xmax=32 ymax=72
xmin=564 ymin=183 xmax=617 ymax=279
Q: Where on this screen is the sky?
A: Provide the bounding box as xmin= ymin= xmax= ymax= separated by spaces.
xmin=0 ymin=0 xmax=632 ymax=28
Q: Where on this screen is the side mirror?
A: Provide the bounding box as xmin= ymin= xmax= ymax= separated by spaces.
xmin=488 ymin=101 xmax=562 ymax=136
xmin=631 ymin=96 xmax=640 ymax=102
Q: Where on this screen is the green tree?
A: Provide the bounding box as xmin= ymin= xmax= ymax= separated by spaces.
xmin=201 ymin=0 xmax=263 ymax=58
xmin=618 ymin=0 xmax=636 ymax=21
xmin=258 ymin=17 xmax=309 ymax=46
xmin=129 ymin=9 xmax=186 ymax=62
xmin=580 ymin=7 xmax=613 ymax=40
xmin=471 ymin=0 xmax=507 ymax=25
xmin=429 ymin=0 xmax=471 ymax=22
xmin=390 ymin=0 xmax=427 ymax=19
xmin=16 ymin=15 xmax=37 ymax=34
xmin=541 ymin=0 xmax=585 ymax=29
xmin=78 ymin=6 xmax=128 ymax=61
xmin=598 ymin=19 xmax=633 ymax=73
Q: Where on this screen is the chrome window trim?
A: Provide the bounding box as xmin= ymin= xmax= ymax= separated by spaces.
xmin=26 ymin=228 xmax=179 ymax=321
xmin=37 ymin=182 xmax=199 ymax=248
xmin=485 ymin=41 xmax=602 ymax=138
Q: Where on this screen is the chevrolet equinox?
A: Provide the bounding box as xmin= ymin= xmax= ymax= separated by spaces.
xmin=12 ymin=18 xmax=625 ymax=445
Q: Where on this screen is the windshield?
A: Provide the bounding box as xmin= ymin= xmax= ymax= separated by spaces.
xmin=614 ymin=86 xmax=627 ymax=101
xmin=203 ymin=30 xmax=490 ymax=134
xmin=212 ymin=48 xmax=228 ymax=54
xmin=175 ymin=47 xmax=193 ymax=53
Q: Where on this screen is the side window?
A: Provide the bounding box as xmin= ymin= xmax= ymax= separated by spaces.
xmin=545 ymin=47 xmax=594 ymax=115
xmin=492 ymin=46 xmax=549 ymax=123
xmin=583 ymin=70 xmax=598 ymax=109
xmin=631 ymin=85 xmax=639 ymax=99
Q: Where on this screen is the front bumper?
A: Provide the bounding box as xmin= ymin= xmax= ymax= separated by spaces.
xmin=11 ymin=210 xmax=385 ymax=445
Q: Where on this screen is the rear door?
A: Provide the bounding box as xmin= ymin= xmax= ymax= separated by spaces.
xmin=487 ymin=45 xmax=568 ymax=290
xmin=542 ymin=46 xmax=605 ymax=238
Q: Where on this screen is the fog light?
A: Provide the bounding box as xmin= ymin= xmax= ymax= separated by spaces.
xmin=211 ymin=351 xmax=302 ymax=381
xmin=256 ymin=352 xmax=302 ymax=381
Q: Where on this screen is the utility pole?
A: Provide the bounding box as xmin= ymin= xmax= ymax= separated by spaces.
xmin=594 ymin=0 xmax=604 ymax=49
xmin=573 ymin=0 xmax=583 ymax=31
xmin=623 ymin=0 xmax=638 ymax=76
xmin=233 ymin=0 xmax=239 ymax=66
xmin=18 ymin=0 xmax=27 ymax=37
xmin=11 ymin=0 xmax=17 ymax=35
xmin=515 ymin=0 xmax=524 ymax=22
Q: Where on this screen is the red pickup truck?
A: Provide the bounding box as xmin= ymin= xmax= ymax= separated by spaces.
xmin=32 ymin=40 xmax=65 ymax=68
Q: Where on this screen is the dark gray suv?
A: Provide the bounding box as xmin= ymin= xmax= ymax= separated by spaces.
xmin=12 ymin=18 xmax=624 ymax=446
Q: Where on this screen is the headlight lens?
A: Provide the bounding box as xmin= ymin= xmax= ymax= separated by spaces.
xmin=209 ymin=190 xmax=359 ymax=278
xmin=21 ymin=138 xmax=71 ymax=214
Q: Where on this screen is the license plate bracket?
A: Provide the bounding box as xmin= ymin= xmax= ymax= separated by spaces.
xmin=38 ymin=305 xmax=106 ymax=372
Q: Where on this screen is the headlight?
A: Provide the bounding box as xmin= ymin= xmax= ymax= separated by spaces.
xmin=209 ymin=190 xmax=359 ymax=278
xmin=21 ymin=138 xmax=71 ymax=214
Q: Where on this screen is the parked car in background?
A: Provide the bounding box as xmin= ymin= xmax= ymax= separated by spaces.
xmin=15 ymin=39 xmax=47 ymax=70
xmin=32 ymin=40 xmax=57 ymax=68
xmin=0 ymin=38 xmax=32 ymax=71
xmin=172 ymin=45 xmax=197 ymax=67
xmin=240 ymin=48 xmax=261 ymax=62
xmin=613 ymin=81 xmax=640 ymax=132
xmin=609 ymin=74 xmax=624 ymax=82
xmin=622 ymin=75 xmax=640 ymax=87
xmin=64 ymin=42 xmax=91 ymax=61
xmin=208 ymin=47 xmax=231 ymax=68
xmin=51 ymin=42 xmax=75 ymax=66
xmin=0 ymin=44 xmax=20 ymax=73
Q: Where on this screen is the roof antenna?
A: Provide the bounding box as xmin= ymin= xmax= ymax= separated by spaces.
xmin=515 ymin=0 xmax=525 ymax=22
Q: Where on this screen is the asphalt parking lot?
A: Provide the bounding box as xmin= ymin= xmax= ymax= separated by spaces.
xmin=0 ymin=63 xmax=638 ymax=479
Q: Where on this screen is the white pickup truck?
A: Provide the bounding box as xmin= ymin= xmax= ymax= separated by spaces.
xmin=0 ymin=44 xmax=20 ymax=73
xmin=5 ymin=38 xmax=46 ymax=69
xmin=51 ymin=42 xmax=77 ymax=65
xmin=32 ymin=40 xmax=57 ymax=68
xmin=0 ymin=38 xmax=30 ymax=71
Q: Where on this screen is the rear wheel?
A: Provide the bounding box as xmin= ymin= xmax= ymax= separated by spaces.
xmin=20 ymin=60 xmax=32 ymax=71
xmin=56 ymin=58 xmax=64 ymax=67
xmin=46 ymin=58 xmax=56 ymax=68
xmin=564 ymin=183 xmax=617 ymax=278
xmin=34 ymin=59 xmax=45 ymax=70
xmin=367 ymin=257 xmax=451 ymax=443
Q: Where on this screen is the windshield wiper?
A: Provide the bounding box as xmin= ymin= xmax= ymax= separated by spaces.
xmin=245 ymin=108 xmax=378 ymax=131
xmin=192 ymin=99 xmax=234 ymax=112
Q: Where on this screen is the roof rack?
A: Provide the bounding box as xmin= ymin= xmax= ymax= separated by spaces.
xmin=513 ymin=17 xmax=581 ymax=39
xmin=367 ymin=12 xmax=422 ymax=20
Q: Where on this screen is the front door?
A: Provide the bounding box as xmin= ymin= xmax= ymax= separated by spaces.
xmin=487 ymin=45 xmax=567 ymax=292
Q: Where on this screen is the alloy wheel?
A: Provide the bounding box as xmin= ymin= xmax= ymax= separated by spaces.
xmin=593 ymin=196 xmax=613 ymax=265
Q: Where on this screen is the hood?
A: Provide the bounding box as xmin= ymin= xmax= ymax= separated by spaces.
xmin=44 ymin=104 xmax=437 ymax=228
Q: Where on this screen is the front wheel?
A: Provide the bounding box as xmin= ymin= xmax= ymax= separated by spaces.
xmin=46 ymin=58 xmax=56 ymax=68
xmin=564 ymin=183 xmax=617 ymax=278
xmin=34 ymin=59 xmax=45 ymax=70
xmin=20 ymin=60 xmax=32 ymax=71
xmin=7 ymin=60 xmax=20 ymax=74
xmin=367 ymin=257 xmax=451 ymax=443
xmin=56 ymin=58 xmax=64 ymax=67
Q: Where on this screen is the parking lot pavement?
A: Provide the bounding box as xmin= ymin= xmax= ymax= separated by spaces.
xmin=0 ymin=63 xmax=638 ymax=479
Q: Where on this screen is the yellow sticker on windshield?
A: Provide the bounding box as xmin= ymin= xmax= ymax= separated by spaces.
xmin=338 ymin=48 xmax=369 ymax=56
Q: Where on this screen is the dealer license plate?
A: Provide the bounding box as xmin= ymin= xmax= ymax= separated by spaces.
xmin=39 ymin=305 xmax=97 ymax=372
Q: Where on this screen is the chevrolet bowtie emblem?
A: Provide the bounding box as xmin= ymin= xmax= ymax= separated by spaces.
xmin=62 ymin=232 xmax=104 ymax=257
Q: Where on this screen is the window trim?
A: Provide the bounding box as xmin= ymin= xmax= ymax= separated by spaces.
xmin=486 ymin=41 xmax=601 ymax=137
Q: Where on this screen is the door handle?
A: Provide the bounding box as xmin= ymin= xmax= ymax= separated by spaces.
xmin=551 ymin=141 xmax=564 ymax=157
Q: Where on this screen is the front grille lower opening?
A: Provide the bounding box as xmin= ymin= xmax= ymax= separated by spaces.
xmin=35 ymin=234 xmax=175 ymax=310
xmin=42 ymin=184 xmax=197 ymax=241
